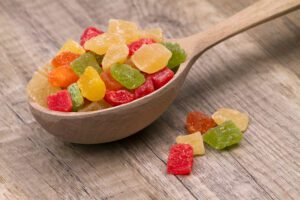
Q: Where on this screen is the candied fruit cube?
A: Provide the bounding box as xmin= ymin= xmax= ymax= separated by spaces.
xmin=131 ymin=43 xmax=172 ymax=74
xmin=110 ymin=64 xmax=145 ymax=90
xmin=108 ymin=19 xmax=140 ymax=44
xmin=167 ymin=144 xmax=193 ymax=175
xmin=80 ymin=26 xmax=104 ymax=46
xmin=70 ymin=52 xmax=102 ymax=76
xmin=100 ymin=71 xmax=123 ymax=91
xmin=48 ymin=65 xmax=79 ymax=88
xmin=203 ymin=121 xmax=243 ymax=150
xmin=139 ymin=28 xmax=163 ymax=42
xmin=78 ymin=100 xmax=111 ymax=112
xmin=212 ymin=108 xmax=249 ymax=132
xmin=102 ymin=44 xmax=129 ymax=72
xmin=186 ymin=111 xmax=216 ymax=134
xmin=26 ymin=65 xmax=60 ymax=107
xmin=58 ymin=39 xmax=85 ymax=55
xmin=128 ymin=38 xmax=155 ymax=56
xmin=163 ymin=42 xmax=187 ymax=69
xmin=84 ymin=33 xmax=125 ymax=55
xmin=90 ymin=52 xmax=104 ymax=65
xmin=104 ymin=90 xmax=135 ymax=106
xmin=77 ymin=66 xmax=106 ymax=101
xmin=149 ymin=67 xmax=174 ymax=89
xmin=134 ymin=77 xmax=154 ymax=99
xmin=67 ymin=83 xmax=84 ymax=111
xmin=51 ymin=51 xmax=80 ymax=68
xmin=176 ymin=132 xmax=205 ymax=156
xmin=47 ymin=90 xmax=72 ymax=112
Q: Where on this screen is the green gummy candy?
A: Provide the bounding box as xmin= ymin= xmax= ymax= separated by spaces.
xmin=163 ymin=42 xmax=187 ymax=69
xmin=203 ymin=121 xmax=243 ymax=150
xmin=90 ymin=52 xmax=104 ymax=65
xmin=110 ymin=64 xmax=145 ymax=90
xmin=70 ymin=52 xmax=102 ymax=76
xmin=67 ymin=83 xmax=84 ymax=111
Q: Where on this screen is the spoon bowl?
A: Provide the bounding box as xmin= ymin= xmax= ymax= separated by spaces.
xmin=29 ymin=62 xmax=190 ymax=144
xmin=29 ymin=0 xmax=299 ymax=143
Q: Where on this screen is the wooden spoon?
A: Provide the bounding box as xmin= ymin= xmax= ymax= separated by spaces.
xmin=29 ymin=0 xmax=300 ymax=144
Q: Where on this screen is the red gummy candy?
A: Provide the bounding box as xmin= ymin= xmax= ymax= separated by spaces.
xmin=104 ymin=90 xmax=135 ymax=106
xmin=80 ymin=27 xmax=104 ymax=46
xmin=47 ymin=90 xmax=72 ymax=112
xmin=149 ymin=67 xmax=174 ymax=89
xmin=167 ymin=144 xmax=193 ymax=175
xmin=128 ymin=38 xmax=155 ymax=56
xmin=186 ymin=111 xmax=216 ymax=134
xmin=134 ymin=77 xmax=155 ymax=99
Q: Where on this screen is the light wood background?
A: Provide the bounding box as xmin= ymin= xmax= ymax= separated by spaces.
xmin=0 ymin=0 xmax=299 ymax=199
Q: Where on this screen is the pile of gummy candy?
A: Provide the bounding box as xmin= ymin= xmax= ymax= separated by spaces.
xmin=26 ymin=19 xmax=187 ymax=112
xmin=167 ymin=108 xmax=249 ymax=175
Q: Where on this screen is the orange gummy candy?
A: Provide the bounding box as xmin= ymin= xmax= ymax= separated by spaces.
xmin=48 ymin=65 xmax=79 ymax=88
xmin=100 ymin=71 xmax=123 ymax=91
xmin=51 ymin=51 xmax=80 ymax=68
xmin=186 ymin=111 xmax=216 ymax=134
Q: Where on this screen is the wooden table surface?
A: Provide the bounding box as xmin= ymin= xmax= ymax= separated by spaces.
xmin=0 ymin=0 xmax=299 ymax=199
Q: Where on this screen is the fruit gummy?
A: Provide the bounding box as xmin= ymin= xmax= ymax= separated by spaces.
xmin=167 ymin=144 xmax=194 ymax=175
xmin=203 ymin=121 xmax=243 ymax=150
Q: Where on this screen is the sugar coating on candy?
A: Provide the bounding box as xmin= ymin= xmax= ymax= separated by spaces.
xmin=163 ymin=42 xmax=187 ymax=69
xmin=102 ymin=44 xmax=129 ymax=72
xmin=70 ymin=52 xmax=102 ymax=76
xmin=84 ymin=33 xmax=125 ymax=55
xmin=139 ymin=28 xmax=163 ymax=42
xmin=80 ymin=26 xmax=104 ymax=46
xmin=176 ymin=132 xmax=205 ymax=156
xmin=47 ymin=90 xmax=72 ymax=112
xmin=78 ymin=100 xmax=111 ymax=112
xmin=131 ymin=43 xmax=172 ymax=74
xmin=58 ymin=39 xmax=85 ymax=55
xmin=186 ymin=111 xmax=216 ymax=134
xmin=110 ymin=64 xmax=145 ymax=90
xmin=104 ymin=90 xmax=135 ymax=106
xmin=77 ymin=66 xmax=106 ymax=101
xmin=108 ymin=19 xmax=140 ymax=44
xmin=149 ymin=67 xmax=174 ymax=89
xmin=26 ymin=65 xmax=60 ymax=107
xmin=51 ymin=51 xmax=80 ymax=68
xmin=128 ymin=38 xmax=155 ymax=56
xmin=100 ymin=71 xmax=123 ymax=91
xmin=212 ymin=108 xmax=249 ymax=132
xmin=203 ymin=121 xmax=243 ymax=150
xmin=67 ymin=83 xmax=84 ymax=111
xmin=167 ymin=144 xmax=193 ymax=175
xmin=134 ymin=77 xmax=154 ymax=99
xmin=48 ymin=65 xmax=79 ymax=88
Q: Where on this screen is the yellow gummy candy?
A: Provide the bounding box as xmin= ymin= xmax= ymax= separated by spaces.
xmin=212 ymin=108 xmax=249 ymax=132
xmin=102 ymin=44 xmax=129 ymax=72
xmin=26 ymin=64 xmax=60 ymax=107
xmin=176 ymin=132 xmax=205 ymax=156
xmin=84 ymin=33 xmax=125 ymax=55
xmin=140 ymin=28 xmax=163 ymax=42
xmin=108 ymin=19 xmax=140 ymax=44
xmin=77 ymin=66 xmax=106 ymax=101
xmin=131 ymin=43 xmax=172 ymax=74
xmin=58 ymin=39 xmax=85 ymax=55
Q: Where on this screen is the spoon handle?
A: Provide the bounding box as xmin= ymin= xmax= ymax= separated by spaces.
xmin=184 ymin=0 xmax=300 ymax=56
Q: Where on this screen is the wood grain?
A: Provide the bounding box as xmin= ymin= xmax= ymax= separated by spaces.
xmin=0 ymin=0 xmax=299 ymax=199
